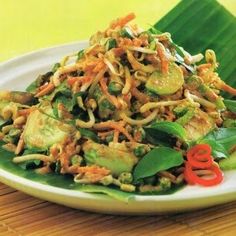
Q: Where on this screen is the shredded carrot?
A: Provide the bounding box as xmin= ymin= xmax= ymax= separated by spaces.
xmin=113 ymin=130 xmax=120 ymax=143
xmin=99 ymin=77 xmax=121 ymax=109
xmin=113 ymin=48 xmax=125 ymax=57
xmin=67 ymin=76 xmax=92 ymax=86
xmin=220 ymin=83 xmax=236 ymax=96
xmin=110 ymin=13 xmax=136 ymax=29
xmin=93 ymin=61 xmax=106 ymax=73
xmin=18 ymin=108 xmax=34 ymax=116
xmin=118 ymin=38 xmax=133 ymax=47
xmin=97 ymin=131 xmax=114 ymax=139
xmin=157 ymin=43 xmax=168 ymax=74
xmin=131 ymin=87 xmax=150 ymax=104
xmin=35 ymin=83 xmax=55 ymax=97
xmin=197 ymin=63 xmax=212 ymax=71
xmin=93 ymin=121 xmax=134 ymax=142
xmin=67 ymin=77 xmax=78 ymax=86
xmin=78 ymin=165 xmax=110 ymax=175
xmin=133 ymin=38 xmax=143 ymax=47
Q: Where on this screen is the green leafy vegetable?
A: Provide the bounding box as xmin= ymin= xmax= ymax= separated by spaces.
xmin=155 ymin=0 xmax=236 ymax=95
xmin=224 ymin=99 xmax=236 ymax=113
xmin=133 ymin=147 xmax=184 ymax=182
xmin=201 ymin=128 xmax=236 ymax=156
xmin=144 ymin=121 xmax=186 ymax=146
xmin=78 ymin=128 xmax=99 ymax=142
xmin=106 ymin=38 xmax=117 ymax=50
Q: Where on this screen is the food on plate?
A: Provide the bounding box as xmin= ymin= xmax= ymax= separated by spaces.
xmin=0 ymin=13 xmax=236 ymax=194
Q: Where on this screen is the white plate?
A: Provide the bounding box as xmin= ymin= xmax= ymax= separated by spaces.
xmin=0 ymin=42 xmax=236 ymax=214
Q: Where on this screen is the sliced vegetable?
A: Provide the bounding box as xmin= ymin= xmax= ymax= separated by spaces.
xmin=120 ymin=26 xmax=134 ymax=39
xmin=186 ymin=144 xmax=213 ymax=169
xmin=0 ymin=91 xmax=35 ymax=105
xmin=145 ymin=63 xmax=184 ymax=95
xmin=219 ymin=152 xmax=236 ymax=170
xmin=184 ymin=162 xmax=223 ymax=187
xmin=133 ymin=147 xmax=184 ymax=182
xmin=106 ymin=38 xmax=117 ymax=50
xmin=184 ymin=144 xmax=223 ymax=186
xmin=83 ymin=141 xmax=138 ymax=176
xmin=23 ymin=109 xmax=74 ymax=150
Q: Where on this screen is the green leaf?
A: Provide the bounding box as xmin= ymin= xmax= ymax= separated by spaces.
xmin=155 ymin=0 xmax=236 ymax=96
xmin=201 ymin=128 xmax=236 ymax=154
xmin=26 ymin=81 xmax=37 ymax=93
xmin=144 ymin=121 xmax=186 ymax=146
xmin=224 ymin=99 xmax=236 ymax=113
xmin=200 ymin=139 xmax=228 ymax=159
xmin=133 ymin=147 xmax=184 ymax=182
xmin=74 ymin=184 xmax=134 ymax=202
xmin=78 ymin=128 xmax=100 ymax=142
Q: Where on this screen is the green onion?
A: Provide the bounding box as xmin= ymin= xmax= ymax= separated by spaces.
xmin=106 ymin=38 xmax=117 ymax=51
xmin=51 ymin=63 xmax=61 ymax=73
xmin=120 ymin=27 xmax=134 ymax=39
xmin=77 ymin=49 xmax=84 ymax=60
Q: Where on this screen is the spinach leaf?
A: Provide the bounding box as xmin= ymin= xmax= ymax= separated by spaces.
xmin=74 ymin=184 xmax=134 ymax=202
xmin=133 ymin=147 xmax=184 ymax=182
xmin=201 ymin=128 xmax=236 ymax=156
xmin=224 ymin=99 xmax=236 ymax=113
xmin=78 ymin=128 xmax=100 ymax=142
xmin=144 ymin=121 xmax=186 ymax=146
xmin=200 ymin=139 xmax=228 ymax=159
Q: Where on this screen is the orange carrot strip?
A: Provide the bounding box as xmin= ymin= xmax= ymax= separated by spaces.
xmin=78 ymin=165 xmax=110 ymax=175
xmin=197 ymin=63 xmax=212 ymax=71
xmin=35 ymin=83 xmax=55 ymax=97
xmin=157 ymin=43 xmax=168 ymax=74
xmin=113 ymin=48 xmax=125 ymax=57
xmin=110 ymin=13 xmax=136 ymax=29
xmin=93 ymin=61 xmax=106 ymax=73
xmin=113 ymin=130 xmax=119 ymax=143
xmin=67 ymin=76 xmax=92 ymax=86
xmin=67 ymin=77 xmax=78 ymax=86
xmin=93 ymin=121 xmax=134 ymax=142
xmin=99 ymin=78 xmax=120 ymax=109
xmin=220 ymin=83 xmax=236 ymax=96
xmin=131 ymin=87 xmax=150 ymax=104
xmin=18 ymin=108 xmax=34 ymax=116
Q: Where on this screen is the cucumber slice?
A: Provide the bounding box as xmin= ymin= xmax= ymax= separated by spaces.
xmin=146 ymin=63 xmax=184 ymax=95
xmin=219 ymin=152 xmax=236 ymax=170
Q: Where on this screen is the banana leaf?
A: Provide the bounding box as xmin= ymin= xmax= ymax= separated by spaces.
xmin=154 ymin=0 xmax=236 ymax=97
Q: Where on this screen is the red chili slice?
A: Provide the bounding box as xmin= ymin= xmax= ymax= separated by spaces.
xmin=187 ymin=144 xmax=213 ymax=169
xmin=184 ymin=162 xmax=224 ymax=187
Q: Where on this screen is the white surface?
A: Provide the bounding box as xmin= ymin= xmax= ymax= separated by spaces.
xmin=0 ymin=42 xmax=236 ymax=214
